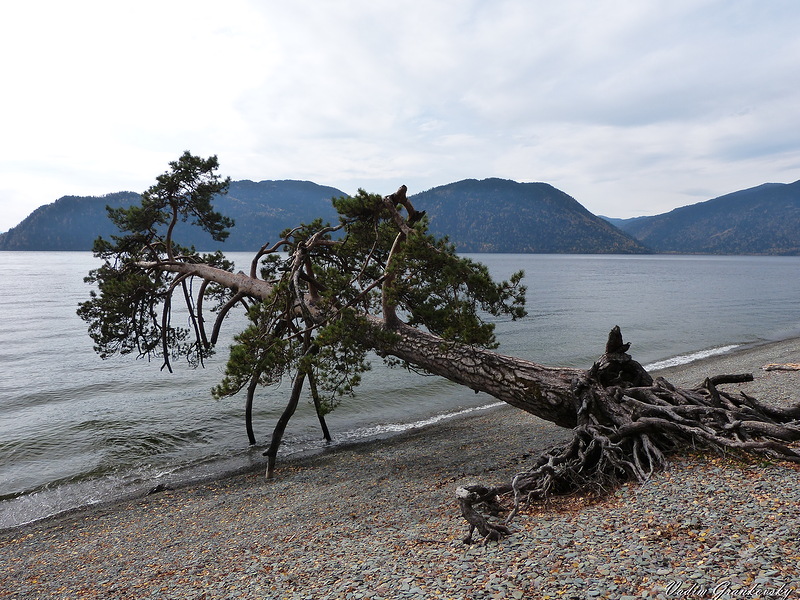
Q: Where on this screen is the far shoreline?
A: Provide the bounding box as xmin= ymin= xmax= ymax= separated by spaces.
xmin=652 ymin=334 xmax=800 ymax=397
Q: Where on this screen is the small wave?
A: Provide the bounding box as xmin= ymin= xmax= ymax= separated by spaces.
xmin=0 ymin=471 xmax=137 ymax=530
xmin=335 ymin=402 xmax=505 ymax=441
xmin=644 ymin=345 xmax=740 ymax=371
xmin=0 ymin=452 xmax=253 ymax=530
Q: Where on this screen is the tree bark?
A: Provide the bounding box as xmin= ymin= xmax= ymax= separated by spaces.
xmin=362 ymin=315 xmax=584 ymax=428
xmin=245 ymin=373 xmax=259 ymax=446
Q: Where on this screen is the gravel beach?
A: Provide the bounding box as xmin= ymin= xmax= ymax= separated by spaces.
xmin=2 ymin=339 xmax=800 ymax=600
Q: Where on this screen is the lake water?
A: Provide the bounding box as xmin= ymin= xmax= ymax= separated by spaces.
xmin=2 ymin=251 xmax=800 ymax=529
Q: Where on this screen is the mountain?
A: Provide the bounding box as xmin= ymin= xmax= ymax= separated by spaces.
xmin=0 ymin=178 xmax=649 ymax=253
xmin=0 ymin=191 xmax=142 ymax=251
xmin=0 ymin=181 xmax=345 ymax=251
xmin=612 ymin=180 xmax=800 ymax=254
xmin=207 ymin=180 xmax=344 ymax=250
xmin=600 ymin=215 xmax=650 ymax=229
xmin=411 ymin=178 xmax=649 ymax=253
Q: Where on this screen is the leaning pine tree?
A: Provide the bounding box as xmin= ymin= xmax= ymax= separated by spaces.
xmin=79 ymin=153 xmax=800 ymax=543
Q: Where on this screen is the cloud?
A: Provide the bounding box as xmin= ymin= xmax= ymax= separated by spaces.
xmin=2 ymin=0 xmax=800 ymax=232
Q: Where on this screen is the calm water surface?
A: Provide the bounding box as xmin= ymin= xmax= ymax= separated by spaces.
xmin=1 ymin=252 xmax=799 ymax=528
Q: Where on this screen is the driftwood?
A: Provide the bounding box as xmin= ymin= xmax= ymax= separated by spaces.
xmin=763 ymin=363 xmax=800 ymax=371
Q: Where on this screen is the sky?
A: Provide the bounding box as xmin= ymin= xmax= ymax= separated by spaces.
xmin=2 ymin=0 xmax=800 ymax=233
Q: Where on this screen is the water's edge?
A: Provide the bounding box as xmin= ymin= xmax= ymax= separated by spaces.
xmin=1 ymin=336 xmax=783 ymax=534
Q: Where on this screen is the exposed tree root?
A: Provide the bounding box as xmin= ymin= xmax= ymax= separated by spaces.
xmin=458 ymin=326 xmax=800 ymax=542
xmin=456 ymin=485 xmax=511 ymax=544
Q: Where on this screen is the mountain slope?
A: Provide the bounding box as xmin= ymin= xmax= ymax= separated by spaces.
xmin=411 ymin=178 xmax=649 ymax=253
xmin=614 ymin=180 xmax=800 ymax=254
xmin=0 ymin=192 xmax=141 ymax=251
xmin=208 ymin=180 xmax=344 ymax=250
xmin=0 ymin=181 xmax=345 ymax=251
xmin=0 ymin=178 xmax=650 ymax=253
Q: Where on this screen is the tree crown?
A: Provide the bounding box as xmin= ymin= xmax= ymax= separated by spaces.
xmin=79 ymin=155 xmax=526 ymax=413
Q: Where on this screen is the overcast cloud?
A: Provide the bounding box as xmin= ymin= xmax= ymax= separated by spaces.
xmin=2 ymin=0 xmax=800 ymax=232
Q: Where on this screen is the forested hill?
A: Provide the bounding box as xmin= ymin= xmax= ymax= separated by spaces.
xmin=0 ymin=178 xmax=648 ymax=253
xmin=209 ymin=180 xmax=344 ymax=250
xmin=7 ymin=176 xmax=800 ymax=254
xmin=0 ymin=192 xmax=142 ymax=251
xmin=0 ymin=181 xmax=344 ymax=251
xmin=412 ymin=178 xmax=649 ymax=253
xmin=611 ymin=179 xmax=800 ymax=254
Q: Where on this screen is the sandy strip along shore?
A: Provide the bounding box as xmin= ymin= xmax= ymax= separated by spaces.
xmin=2 ymin=339 xmax=799 ymax=599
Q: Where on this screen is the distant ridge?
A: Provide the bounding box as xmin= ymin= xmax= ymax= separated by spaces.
xmin=0 ymin=181 xmax=344 ymax=251
xmin=411 ymin=178 xmax=648 ymax=253
xmin=210 ymin=180 xmax=344 ymax=250
xmin=5 ymin=176 xmax=800 ymax=254
xmin=0 ymin=178 xmax=647 ymax=254
xmin=0 ymin=191 xmax=141 ymax=251
xmin=612 ymin=180 xmax=800 ymax=254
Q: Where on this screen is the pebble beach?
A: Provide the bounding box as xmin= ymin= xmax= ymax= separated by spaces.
xmin=2 ymin=339 xmax=800 ymax=600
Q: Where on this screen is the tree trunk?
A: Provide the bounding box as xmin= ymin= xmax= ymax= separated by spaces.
xmin=145 ymin=260 xmax=587 ymax=429
xmin=263 ymin=371 xmax=306 ymax=479
xmin=245 ymin=373 xmax=259 ymax=446
xmin=308 ymin=371 xmax=332 ymax=443
xmin=362 ymin=315 xmax=584 ymax=428
xmin=142 ymin=260 xmax=800 ymax=543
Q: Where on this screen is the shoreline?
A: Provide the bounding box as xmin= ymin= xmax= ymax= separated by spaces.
xmin=652 ymin=335 xmax=800 ymax=404
xmin=3 ymin=334 xmax=799 ymax=530
xmin=2 ymin=335 xmax=792 ymax=535
xmin=2 ymin=337 xmax=799 ymax=598
xmin=0 ymin=400 xmax=562 ymax=537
